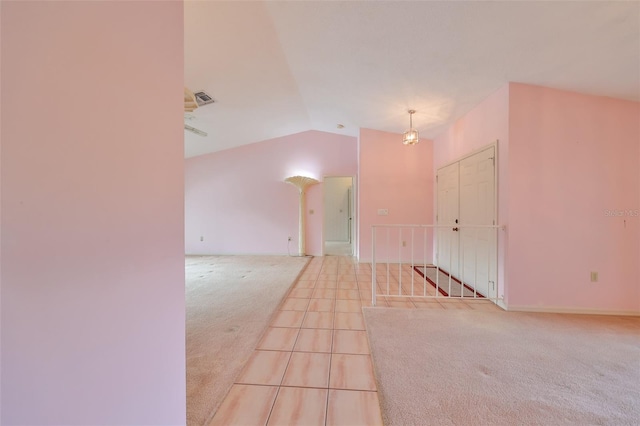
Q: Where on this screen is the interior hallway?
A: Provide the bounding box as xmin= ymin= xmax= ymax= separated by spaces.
xmin=323 ymin=241 xmax=353 ymax=256
xmin=209 ymin=255 xmax=501 ymax=425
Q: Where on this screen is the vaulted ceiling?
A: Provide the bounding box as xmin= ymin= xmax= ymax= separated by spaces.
xmin=184 ymin=1 xmax=639 ymax=158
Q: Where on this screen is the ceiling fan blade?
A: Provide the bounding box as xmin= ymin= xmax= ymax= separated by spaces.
xmin=184 ymin=123 xmax=208 ymax=137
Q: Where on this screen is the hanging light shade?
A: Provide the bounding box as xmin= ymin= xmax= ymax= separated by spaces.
xmin=402 ymin=109 xmax=419 ymax=145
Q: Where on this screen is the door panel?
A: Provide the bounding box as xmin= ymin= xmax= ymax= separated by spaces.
xmin=436 ymin=162 xmax=459 ymax=277
xmin=324 ymin=176 xmax=354 ymax=256
xmin=347 ymin=187 xmax=352 ymax=243
xmin=459 ymin=147 xmax=496 ymax=298
xmin=324 ymin=177 xmax=351 ymax=241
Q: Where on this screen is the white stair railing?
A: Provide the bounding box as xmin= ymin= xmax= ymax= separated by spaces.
xmin=371 ymin=224 xmax=504 ymax=306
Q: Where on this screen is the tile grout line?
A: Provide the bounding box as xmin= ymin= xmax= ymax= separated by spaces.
xmin=323 ymin=256 xmax=333 ymax=426
xmin=248 ymin=257 xmax=390 ymax=425
xmin=263 ymin=275 xmax=314 ymax=426
xmin=265 ymin=260 xmax=322 ymax=426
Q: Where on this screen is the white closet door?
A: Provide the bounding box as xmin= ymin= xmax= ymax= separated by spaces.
xmin=436 ymin=162 xmax=460 ymax=277
xmin=459 ymin=146 xmax=496 ymax=298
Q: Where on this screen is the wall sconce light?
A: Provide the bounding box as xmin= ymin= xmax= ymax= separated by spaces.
xmin=402 ymin=109 xmax=419 ymax=145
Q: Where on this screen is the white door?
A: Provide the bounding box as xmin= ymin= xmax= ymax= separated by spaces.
xmin=437 ymin=146 xmax=497 ymax=298
xmin=324 ymin=177 xmax=354 ymax=255
xmin=459 ymin=146 xmax=496 ymax=298
xmin=436 ymin=162 xmax=459 ymax=277
xmin=347 ymin=187 xmax=353 ymax=243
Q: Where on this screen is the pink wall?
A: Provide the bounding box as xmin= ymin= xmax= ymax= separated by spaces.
xmin=0 ymin=3 xmax=3 ymax=418
xmin=508 ymin=83 xmax=640 ymax=312
xmin=358 ymin=128 xmax=434 ymax=263
xmin=433 ymin=85 xmax=510 ymax=300
xmin=185 ymin=131 xmax=357 ymax=256
xmin=434 ymin=82 xmax=639 ymax=313
xmin=1 ymin=2 xmax=186 ymax=424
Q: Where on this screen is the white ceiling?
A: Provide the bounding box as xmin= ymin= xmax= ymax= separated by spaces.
xmin=184 ymin=1 xmax=639 ymax=158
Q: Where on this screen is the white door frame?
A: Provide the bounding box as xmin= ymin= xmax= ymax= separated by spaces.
xmin=322 ymin=175 xmax=356 ymax=256
xmin=435 ymin=142 xmax=498 ymax=296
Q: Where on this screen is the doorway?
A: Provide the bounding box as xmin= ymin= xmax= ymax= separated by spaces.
xmin=323 ymin=176 xmax=354 ymax=256
xmin=436 ymin=145 xmax=497 ymax=298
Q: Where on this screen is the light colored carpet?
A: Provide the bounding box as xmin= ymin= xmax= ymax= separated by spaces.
xmin=415 ymin=265 xmax=478 ymax=297
xmin=363 ymin=308 xmax=640 ymax=426
xmin=186 ymin=255 xmax=309 ymax=426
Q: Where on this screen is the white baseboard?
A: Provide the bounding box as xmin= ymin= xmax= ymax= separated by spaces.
xmin=504 ymin=304 xmax=640 ymax=317
xmin=185 ymin=252 xmax=310 ymax=257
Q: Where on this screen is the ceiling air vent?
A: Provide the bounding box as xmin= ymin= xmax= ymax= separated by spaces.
xmin=194 ymin=91 xmax=215 ymax=107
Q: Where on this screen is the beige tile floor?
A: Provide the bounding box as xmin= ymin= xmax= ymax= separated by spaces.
xmin=210 ymin=256 xmax=501 ymax=426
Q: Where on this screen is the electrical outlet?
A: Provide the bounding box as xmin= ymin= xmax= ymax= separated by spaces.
xmin=377 ymin=209 xmax=389 ymax=216
xmin=590 ymin=271 xmax=598 ymax=282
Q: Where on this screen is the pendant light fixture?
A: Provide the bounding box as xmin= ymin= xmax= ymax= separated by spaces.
xmin=402 ymin=109 xmax=419 ymax=145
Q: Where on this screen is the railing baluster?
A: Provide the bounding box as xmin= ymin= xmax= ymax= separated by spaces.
xmin=398 ymin=228 xmax=402 ymax=296
xmin=372 ymin=226 xmax=376 ymax=306
xmin=436 ymin=227 xmax=440 ymax=298
xmin=489 ymin=227 xmax=493 ymax=300
xmin=367 ymin=224 xmax=501 ymax=304
xmin=423 ymin=227 xmax=427 ymax=297
xmin=474 ymin=227 xmax=478 ymax=299
xmin=411 ymin=227 xmax=415 ymax=297
xmin=460 ymin=227 xmax=464 ymax=299
xmin=448 ymin=227 xmax=452 ymax=297
xmin=386 ymin=228 xmax=390 ymax=297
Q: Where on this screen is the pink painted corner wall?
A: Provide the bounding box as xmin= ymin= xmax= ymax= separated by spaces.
xmin=1 ymin=2 xmax=185 ymax=424
xmin=434 ymin=82 xmax=639 ymax=313
xmin=0 ymin=3 xmax=3 ymax=419
xmin=508 ymin=83 xmax=640 ymax=312
xmin=433 ymin=85 xmax=510 ymax=300
xmin=185 ymin=131 xmax=357 ymax=256
xmin=358 ymin=128 xmax=434 ymax=263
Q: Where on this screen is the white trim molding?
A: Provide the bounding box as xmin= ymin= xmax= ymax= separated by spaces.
xmin=504 ymin=304 xmax=640 ymax=317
